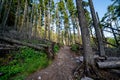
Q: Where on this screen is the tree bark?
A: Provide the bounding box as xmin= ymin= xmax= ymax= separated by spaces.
xmin=20 ymin=0 xmax=28 ymax=31
xmin=106 ymin=57 xmax=120 ymax=61
xmin=48 ymin=1 xmax=51 ymax=40
xmin=29 ymin=4 xmax=34 ymax=39
xmin=88 ymin=0 xmax=105 ymax=56
xmin=38 ymin=7 xmax=42 ymax=38
xmin=76 ymin=0 xmax=94 ymax=67
xmin=97 ymin=61 xmax=120 ymax=68
xmin=96 ymin=12 xmax=105 ymax=41
xmin=75 ymin=18 xmax=81 ymax=44
xmin=14 ymin=0 xmax=20 ymax=30
xmin=1 ymin=0 xmax=12 ymax=33
xmin=26 ymin=8 xmax=30 ymax=39
xmin=71 ymin=17 xmax=76 ymax=43
xmin=34 ymin=7 xmax=38 ymax=38
xmin=44 ymin=10 xmax=47 ymax=39
xmin=20 ymin=0 xmax=28 ymax=39
xmin=0 ymin=37 xmax=45 ymax=50
xmin=0 ymin=0 xmax=5 ymax=18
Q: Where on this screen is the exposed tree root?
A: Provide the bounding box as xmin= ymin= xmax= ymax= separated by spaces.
xmin=73 ymin=63 xmax=84 ymax=79
xmin=73 ymin=62 xmax=104 ymax=80
xmin=74 ymin=62 xmax=120 ymax=80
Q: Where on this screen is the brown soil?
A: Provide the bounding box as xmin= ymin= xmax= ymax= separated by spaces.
xmin=26 ymin=46 xmax=77 ymax=80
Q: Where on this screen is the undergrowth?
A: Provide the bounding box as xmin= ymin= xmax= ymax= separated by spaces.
xmin=71 ymin=44 xmax=79 ymax=52
xmin=53 ymin=44 xmax=60 ymax=53
xmin=0 ymin=47 xmax=51 ymax=80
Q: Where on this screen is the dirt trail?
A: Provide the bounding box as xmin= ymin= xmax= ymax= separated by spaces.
xmin=26 ymin=46 xmax=77 ymax=80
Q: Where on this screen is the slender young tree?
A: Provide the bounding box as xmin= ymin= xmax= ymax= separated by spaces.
xmin=65 ymin=0 xmax=76 ymax=43
xmin=14 ymin=0 xmax=20 ymax=30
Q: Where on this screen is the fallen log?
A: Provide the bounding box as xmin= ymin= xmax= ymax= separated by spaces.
xmin=0 ymin=37 xmax=57 ymax=59
xmin=37 ymin=44 xmax=48 ymax=47
xmin=0 ymin=47 xmax=16 ymax=51
xmin=0 ymin=37 xmax=45 ymax=50
xmin=0 ymin=44 xmax=14 ymax=47
xmin=106 ymin=57 xmax=120 ymax=61
xmin=75 ymin=55 xmax=105 ymax=63
xmin=97 ymin=61 xmax=120 ymax=69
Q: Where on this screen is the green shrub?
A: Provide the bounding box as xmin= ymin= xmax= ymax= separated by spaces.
xmin=71 ymin=44 xmax=79 ymax=52
xmin=53 ymin=44 xmax=60 ymax=53
xmin=0 ymin=47 xmax=50 ymax=80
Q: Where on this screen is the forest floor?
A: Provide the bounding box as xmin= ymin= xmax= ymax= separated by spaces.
xmin=26 ymin=46 xmax=77 ymax=80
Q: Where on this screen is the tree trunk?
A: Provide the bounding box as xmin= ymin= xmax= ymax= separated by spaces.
xmin=57 ymin=16 xmax=61 ymax=43
xmin=29 ymin=4 xmax=34 ymax=39
xmin=20 ymin=0 xmax=28 ymax=38
xmin=89 ymin=0 xmax=105 ymax=56
xmin=44 ymin=10 xmax=47 ymax=39
xmin=97 ymin=61 xmax=120 ymax=68
xmin=38 ymin=7 xmax=41 ymax=38
xmin=48 ymin=13 xmax=51 ymax=40
xmin=76 ymin=0 xmax=94 ymax=68
xmin=48 ymin=1 xmax=51 ymax=40
xmin=68 ymin=27 xmax=72 ymax=45
xmin=14 ymin=0 xmax=20 ymax=30
xmin=106 ymin=57 xmax=120 ymax=61
xmin=71 ymin=17 xmax=76 ymax=43
xmin=34 ymin=7 xmax=38 ymax=39
xmin=0 ymin=0 xmax=5 ymax=18
xmin=0 ymin=37 xmax=45 ymax=50
xmin=26 ymin=8 xmax=30 ymax=39
xmin=96 ymin=12 xmax=105 ymax=41
xmin=75 ymin=18 xmax=81 ymax=44
xmin=21 ymin=0 xmax=28 ymax=30
xmin=17 ymin=2 xmax=21 ymax=32
xmin=1 ymin=0 xmax=12 ymax=33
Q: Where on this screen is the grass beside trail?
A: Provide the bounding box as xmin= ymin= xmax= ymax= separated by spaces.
xmin=0 ymin=47 xmax=52 ymax=80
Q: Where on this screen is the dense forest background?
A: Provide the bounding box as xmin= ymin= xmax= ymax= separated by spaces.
xmin=0 ymin=0 xmax=120 ymax=80
xmin=0 ymin=0 xmax=120 ymax=46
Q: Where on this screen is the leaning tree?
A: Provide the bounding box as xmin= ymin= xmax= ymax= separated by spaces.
xmin=76 ymin=0 xmax=94 ymax=71
xmin=88 ymin=0 xmax=105 ymax=56
xmin=75 ymin=0 xmax=102 ymax=78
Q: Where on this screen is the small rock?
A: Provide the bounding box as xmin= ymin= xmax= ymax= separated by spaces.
xmin=58 ymin=62 xmax=61 ymax=66
xmin=71 ymin=58 xmax=74 ymax=60
xmin=68 ymin=76 xmax=73 ymax=80
xmin=44 ymin=72 xmax=48 ymax=74
xmin=0 ymin=73 xmax=3 ymax=76
xmin=38 ymin=76 xmax=41 ymax=80
xmin=76 ymin=60 xmax=80 ymax=63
